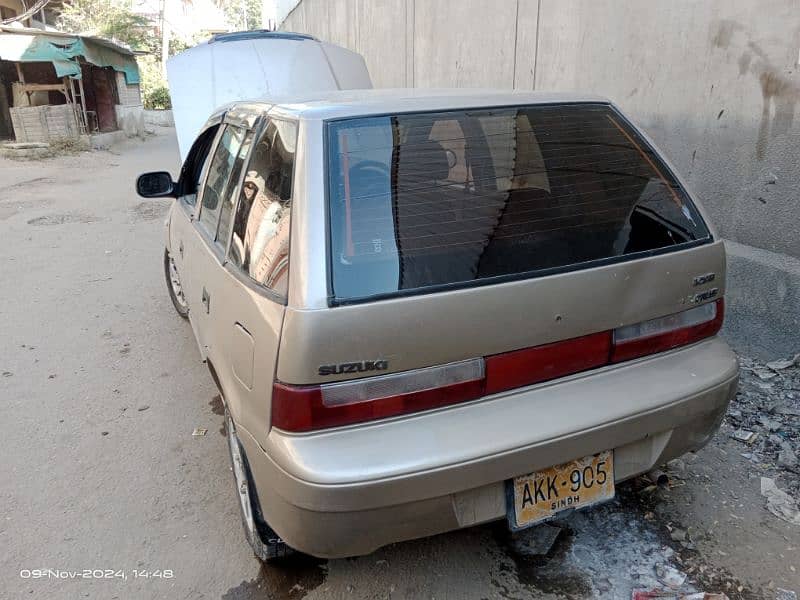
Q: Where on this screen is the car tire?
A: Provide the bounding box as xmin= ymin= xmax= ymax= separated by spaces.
xmin=163 ymin=249 xmax=189 ymax=319
xmin=225 ymin=409 xmax=293 ymax=562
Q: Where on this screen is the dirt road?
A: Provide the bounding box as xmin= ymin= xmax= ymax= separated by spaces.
xmin=1 ymin=129 xmax=798 ymax=600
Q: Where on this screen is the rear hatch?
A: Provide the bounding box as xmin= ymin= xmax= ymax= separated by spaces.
xmin=275 ymin=102 xmax=725 ymax=432
xmin=166 ymin=31 xmax=371 ymax=161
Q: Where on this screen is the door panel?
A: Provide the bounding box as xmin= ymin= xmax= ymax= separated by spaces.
xmin=167 ymin=200 xmax=207 ymax=355
xmin=90 ymin=66 xmax=119 ymax=132
xmin=169 ymin=123 xmax=223 ymax=357
xmin=182 ymin=230 xmax=221 ymax=358
xmin=185 ymin=124 xmax=248 ymax=354
xmin=201 ymin=117 xmax=296 ymax=445
xmin=208 ymin=266 xmax=285 ymax=444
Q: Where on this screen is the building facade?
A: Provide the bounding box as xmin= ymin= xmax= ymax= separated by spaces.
xmin=0 ymin=26 xmax=144 ymax=142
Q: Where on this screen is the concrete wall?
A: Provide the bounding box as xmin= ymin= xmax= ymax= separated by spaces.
xmin=143 ymin=109 xmax=174 ymax=127
xmin=114 ymin=73 xmax=144 ymax=138
xmin=115 ymin=104 xmax=145 ymax=138
xmin=282 ymin=0 xmax=800 ymax=358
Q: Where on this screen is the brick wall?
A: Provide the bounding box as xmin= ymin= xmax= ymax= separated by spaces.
xmin=115 ymin=72 xmax=142 ymax=106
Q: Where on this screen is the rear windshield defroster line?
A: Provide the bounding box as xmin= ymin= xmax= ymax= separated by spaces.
xmin=325 ymin=103 xmax=711 ymax=305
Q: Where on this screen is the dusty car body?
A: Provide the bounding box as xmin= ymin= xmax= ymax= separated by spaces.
xmin=138 ymin=87 xmax=738 ymax=560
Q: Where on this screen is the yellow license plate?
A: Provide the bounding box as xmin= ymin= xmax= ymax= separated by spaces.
xmin=509 ymin=450 xmax=614 ymax=530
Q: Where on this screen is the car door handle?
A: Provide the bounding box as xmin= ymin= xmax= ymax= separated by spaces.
xmin=201 ymin=287 xmax=210 ymax=314
xmin=179 ymin=240 xmax=184 ymax=258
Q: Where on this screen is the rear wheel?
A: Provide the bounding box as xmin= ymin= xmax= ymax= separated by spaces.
xmin=225 ymin=409 xmax=292 ymax=561
xmin=163 ymin=249 xmax=189 ymax=319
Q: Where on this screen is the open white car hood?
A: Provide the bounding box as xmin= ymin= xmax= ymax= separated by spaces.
xmin=167 ymin=31 xmax=372 ymax=161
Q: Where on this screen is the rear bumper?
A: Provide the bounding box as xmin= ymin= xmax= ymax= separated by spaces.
xmin=238 ymin=337 xmax=738 ymax=558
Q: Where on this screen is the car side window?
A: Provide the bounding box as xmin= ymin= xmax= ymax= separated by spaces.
xmin=198 ymin=125 xmax=246 ymax=238
xmin=216 ymin=130 xmax=254 ymax=249
xmin=229 ymin=119 xmax=297 ymax=297
xmin=178 ymin=124 xmax=220 ymax=206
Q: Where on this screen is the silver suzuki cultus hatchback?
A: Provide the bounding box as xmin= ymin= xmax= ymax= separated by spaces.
xmin=137 ymin=89 xmax=739 ymax=560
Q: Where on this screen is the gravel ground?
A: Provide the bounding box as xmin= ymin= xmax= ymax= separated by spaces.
xmin=1 ymin=129 xmax=798 ymax=600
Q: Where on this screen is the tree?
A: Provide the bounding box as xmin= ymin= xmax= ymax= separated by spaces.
xmin=55 ymin=0 xmax=264 ymax=111
xmin=56 ymin=0 xmax=156 ymax=53
xmin=57 ymin=0 xmax=167 ymax=107
xmin=220 ymin=0 xmax=262 ymax=31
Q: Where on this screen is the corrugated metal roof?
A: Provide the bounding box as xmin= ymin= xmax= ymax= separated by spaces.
xmin=0 ymin=25 xmax=134 ymax=56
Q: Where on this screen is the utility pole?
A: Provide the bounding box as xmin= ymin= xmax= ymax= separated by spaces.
xmin=160 ymin=0 xmax=170 ymax=76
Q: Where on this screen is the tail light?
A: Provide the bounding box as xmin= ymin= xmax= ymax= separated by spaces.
xmin=484 ymin=332 xmax=611 ymax=396
xmin=273 ymin=299 xmax=724 ymax=432
xmin=611 ymin=299 xmax=724 ymax=363
xmin=272 ymin=359 xmax=484 ymax=432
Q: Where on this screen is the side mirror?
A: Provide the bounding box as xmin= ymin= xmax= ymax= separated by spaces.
xmin=136 ymin=171 xmax=176 ymax=198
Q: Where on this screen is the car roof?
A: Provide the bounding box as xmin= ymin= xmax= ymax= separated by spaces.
xmin=229 ymin=88 xmax=612 ymax=121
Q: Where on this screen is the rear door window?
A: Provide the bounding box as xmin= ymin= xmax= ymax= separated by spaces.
xmin=326 ymin=104 xmax=710 ymax=303
xmin=229 ymin=118 xmax=297 ymax=297
xmin=216 ymin=130 xmax=254 ymax=249
xmin=198 ymin=125 xmax=246 ymax=238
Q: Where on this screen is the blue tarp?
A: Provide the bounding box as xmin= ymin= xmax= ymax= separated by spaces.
xmin=0 ymin=31 xmax=140 ymax=84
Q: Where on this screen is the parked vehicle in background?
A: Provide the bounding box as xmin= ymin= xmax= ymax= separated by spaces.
xmin=137 ymin=33 xmax=738 ymax=561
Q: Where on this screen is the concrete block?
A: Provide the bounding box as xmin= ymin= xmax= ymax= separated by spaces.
xmin=143 ymin=109 xmax=175 ymax=127
xmin=115 ymin=105 xmax=145 ymax=138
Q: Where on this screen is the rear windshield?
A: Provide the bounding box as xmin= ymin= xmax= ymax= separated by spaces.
xmin=326 ymin=103 xmax=710 ymax=303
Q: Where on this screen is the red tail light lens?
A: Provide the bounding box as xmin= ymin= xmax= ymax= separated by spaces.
xmin=272 ymin=300 xmax=724 ymax=432
xmin=611 ymin=299 xmax=724 ymax=363
xmin=484 ymin=331 xmax=612 ymax=396
xmin=272 ymin=359 xmax=484 ymax=432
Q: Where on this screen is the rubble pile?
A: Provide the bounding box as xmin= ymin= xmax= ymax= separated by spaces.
xmin=725 ymin=353 xmax=800 ymax=496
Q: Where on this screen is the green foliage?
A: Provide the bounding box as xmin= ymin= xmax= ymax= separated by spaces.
xmin=143 ymin=85 xmax=172 ymax=110
xmin=137 ymin=55 xmax=171 ymax=110
xmin=222 ymin=0 xmax=262 ymax=32
xmin=56 ymin=0 xmax=156 ymax=53
xmin=169 ymin=31 xmax=210 ymax=57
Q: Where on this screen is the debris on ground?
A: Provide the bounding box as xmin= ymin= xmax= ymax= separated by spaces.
xmin=509 ymin=523 xmax=562 ymax=556
xmin=753 ymin=367 xmax=779 ymax=380
xmin=725 ymin=354 xmax=800 ymax=499
xmin=760 ymin=477 xmax=800 ymax=525
xmin=778 ymin=445 xmax=798 ymax=470
xmin=192 ymin=427 xmax=208 ymax=437
xmin=656 ymin=564 xmax=688 ymax=588
xmin=731 ymin=430 xmax=757 ymax=444
xmin=766 ymin=355 xmax=800 ymax=371
xmin=632 ymin=591 xmax=730 ymax=599
xmin=669 ymin=527 xmax=687 ymax=542
xmin=775 ymin=588 xmax=798 ymax=600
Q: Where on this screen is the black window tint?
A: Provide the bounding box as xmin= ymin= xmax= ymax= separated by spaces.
xmin=326 ymin=104 xmax=710 ymax=302
xmin=198 ymin=125 xmax=246 ymax=238
xmin=216 ymin=130 xmax=254 ymax=248
xmin=178 ymin=124 xmax=220 ymax=206
xmin=229 ymin=119 xmax=297 ymax=296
